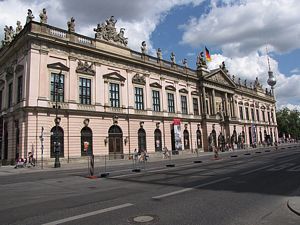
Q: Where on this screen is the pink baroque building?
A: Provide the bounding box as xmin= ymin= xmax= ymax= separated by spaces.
xmin=0 ymin=18 xmax=277 ymax=164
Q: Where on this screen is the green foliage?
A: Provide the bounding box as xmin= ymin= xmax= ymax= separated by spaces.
xmin=276 ymin=108 xmax=300 ymax=139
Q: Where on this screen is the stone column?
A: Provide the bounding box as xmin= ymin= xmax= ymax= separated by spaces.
xmin=202 ymin=86 xmax=207 ymax=115
xmin=212 ymin=89 xmax=216 ymax=115
xmin=160 ymin=77 xmax=167 ymax=112
xmin=225 ymin=92 xmax=228 ymax=116
xmin=232 ymin=96 xmax=237 ymax=118
xmin=175 ymin=81 xmax=180 ymax=114
xmin=145 ymin=74 xmax=151 ymax=111
xmin=187 ymin=83 xmax=193 ymax=114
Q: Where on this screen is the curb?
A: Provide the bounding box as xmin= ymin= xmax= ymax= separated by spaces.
xmin=287 ymin=199 xmax=300 ymax=216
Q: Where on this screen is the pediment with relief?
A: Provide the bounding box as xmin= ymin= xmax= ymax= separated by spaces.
xmin=205 ymin=69 xmax=236 ymax=88
xmin=132 ymin=73 xmax=146 ymax=85
xmin=103 ymin=71 xmax=126 ymax=82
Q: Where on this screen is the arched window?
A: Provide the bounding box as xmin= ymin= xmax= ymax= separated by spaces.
xmin=81 ymin=127 xmax=93 ymax=156
xmin=138 ymin=128 xmax=147 ymax=152
xmin=108 ymin=125 xmax=123 ymax=159
xmin=196 ymin=129 xmax=202 ymax=148
xmin=50 ymin=126 xmax=64 ymax=158
xmin=183 ymin=130 xmax=190 ymax=150
xmin=154 ymin=128 xmax=162 ymax=152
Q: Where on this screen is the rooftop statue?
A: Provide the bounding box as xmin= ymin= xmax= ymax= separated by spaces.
xmin=244 ymin=79 xmax=247 ymax=87
xmin=157 ymin=48 xmax=162 ymax=61
xmin=232 ymin=75 xmax=235 ymax=82
xmin=67 ymin=17 xmax=75 ymax=32
xmin=2 ymin=25 xmax=14 ymax=46
xmin=94 ymin=16 xmax=128 ymax=47
xmin=170 ymin=52 xmax=176 ymax=64
xmin=220 ymin=61 xmax=228 ymax=73
xmin=182 ymin=58 xmax=188 ymax=68
xmin=196 ymin=52 xmax=207 ymax=69
xmin=26 ymin=9 xmax=34 ymax=24
xmin=39 ymin=8 xmax=48 ymax=24
xmin=238 ymin=77 xmax=241 ymax=86
xmin=15 ymin=21 xmax=22 ymax=35
xmin=141 ymin=41 xmax=147 ymax=54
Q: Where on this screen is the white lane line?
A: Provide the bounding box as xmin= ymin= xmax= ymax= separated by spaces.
xmin=240 ymin=157 xmax=297 ymax=175
xmin=41 ymin=203 xmax=133 ymax=225
xmin=152 ymin=177 xmax=231 ymax=200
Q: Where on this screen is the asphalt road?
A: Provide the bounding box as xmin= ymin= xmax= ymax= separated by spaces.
xmin=1 ymin=146 xmax=300 ymax=225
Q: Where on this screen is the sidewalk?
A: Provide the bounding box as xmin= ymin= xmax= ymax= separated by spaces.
xmin=0 ymin=143 xmax=298 ymax=176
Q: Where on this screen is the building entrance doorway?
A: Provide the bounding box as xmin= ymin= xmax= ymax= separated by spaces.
xmin=108 ymin=125 xmax=123 ymax=159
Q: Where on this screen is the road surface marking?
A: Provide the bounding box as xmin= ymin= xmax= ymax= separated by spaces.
xmin=240 ymin=165 xmax=274 ymax=175
xmin=240 ymin=158 xmax=296 ymax=175
xmin=152 ymin=177 xmax=231 ymax=200
xmin=41 ymin=203 xmax=133 ymax=225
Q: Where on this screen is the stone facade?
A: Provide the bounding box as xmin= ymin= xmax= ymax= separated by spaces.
xmin=0 ymin=20 xmax=277 ymax=163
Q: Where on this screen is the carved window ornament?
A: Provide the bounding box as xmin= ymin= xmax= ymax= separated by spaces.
xmin=103 ymin=71 xmax=126 ymax=82
xmin=165 ymin=85 xmax=176 ymax=91
xmin=113 ymin=115 xmax=118 ymax=125
xmin=15 ymin=65 xmax=24 ymax=74
xmin=191 ymin=91 xmax=199 ymax=95
xmin=140 ymin=121 xmax=144 ymax=128
xmin=132 ymin=73 xmax=146 ymax=85
xmin=5 ymin=66 xmax=14 ymax=81
xmin=156 ymin=122 xmax=160 ymax=129
xmin=150 ymin=82 xmax=162 ymax=89
xmin=83 ymin=118 xmax=90 ymax=127
xmin=47 ymin=62 xmax=70 ymax=72
xmin=179 ymin=88 xmax=188 ymax=94
xmin=76 ymin=60 xmax=95 ymax=76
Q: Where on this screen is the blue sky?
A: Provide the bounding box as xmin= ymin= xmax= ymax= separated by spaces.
xmin=0 ymin=0 xmax=299 ymax=109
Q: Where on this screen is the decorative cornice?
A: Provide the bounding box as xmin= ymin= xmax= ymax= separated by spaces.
xmin=47 ymin=62 xmax=70 ymax=71
xmin=179 ymin=88 xmax=188 ymax=94
xmin=103 ymin=71 xmax=126 ymax=82
xmin=165 ymin=85 xmax=176 ymax=91
xmin=150 ymin=82 xmax=162 ymax=89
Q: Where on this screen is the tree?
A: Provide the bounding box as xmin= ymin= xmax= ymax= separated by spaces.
xmin=276 ymin=108 xmax=300 ymax=140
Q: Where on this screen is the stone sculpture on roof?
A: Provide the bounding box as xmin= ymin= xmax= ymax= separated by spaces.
xmin=2 ymin=25 xmax=14 ymax=46
xmin=16 ymin=21 xmax=22 ymax=35
xmin=94 ymin=16 xmax=128 ymax=47
xmin=39 ymin=8 xmax=48 ymax=24
xmin=157 ymin=48 xmax=162 ymax=61
xmin=170 ymin=52 xmax=176 ymax=64
xmin=182 ymin=58 xmax=188 ymax=68
xmin=141 ymin=41 xmax=147 ymax=54
xmin=67 ymin=17 xmax=75 ymax=32
xmin=26 ymin=9 xmax=34 ymax=24
xmin=196 ymin=52 xmax=207 ymax=69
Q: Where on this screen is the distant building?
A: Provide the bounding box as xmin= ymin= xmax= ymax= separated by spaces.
xmin=0 ymin=18 xmax=277 ymax=164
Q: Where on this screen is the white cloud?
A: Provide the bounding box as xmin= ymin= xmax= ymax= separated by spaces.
xmin=290 ymin=68 xmax=300 ymax=74
xmin=181 ymin=0 xmax=300 ymax=57
xmin=0 ymin=0 xmax=205 ymax=54
xmin=208 ymin=53 xmax=300 ymax=109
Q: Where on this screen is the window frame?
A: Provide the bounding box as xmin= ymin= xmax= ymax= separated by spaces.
xmin=79 ymin=77 xmax=91 ymax=105
xmin=167 ymin=92 xmax=175 ymax=113
xmin=109 ymin=82 xmax=120 ymax=108
xmin=181 ymin=95 xmax=188 ymax=115
xmin=134 ymin=86 xmax=144 ymax=110
xmin=152 ymin=89 xmax=160 ymax=112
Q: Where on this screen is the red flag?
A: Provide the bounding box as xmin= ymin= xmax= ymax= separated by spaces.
xmin=205 ymin=46 xmax=211 ymax=62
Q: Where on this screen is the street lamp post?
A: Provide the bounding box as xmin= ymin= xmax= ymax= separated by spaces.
xmin=54 ymin=71 xmax=62 ymax=168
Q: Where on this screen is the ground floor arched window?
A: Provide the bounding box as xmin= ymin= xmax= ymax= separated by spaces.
xmin=196 ymin=129 xmax=202 ymax=148
xmin=81 ymin=127 xmax=93 ymax=156
xmin=50 ymin=126 xmax=64 ymax=158
xmin=108 ymin=125 xmax=123 ymax=159
xmin=184 ymin=130 xmax=190 ymax=150
xmin=138 ymin=128 xmax=147 ymax=152
xmin=154 ymin=128 xmax=162 ymax=152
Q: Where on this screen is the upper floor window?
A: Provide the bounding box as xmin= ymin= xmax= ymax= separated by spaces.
xmin=0 ymin=90 xmax=2 ymax=110
xmin=267 ymin=111 xmax=271 ymax=122
xmin=251 ymin=108 xmax=255 ymax=121
xmin=245 ymin=107 xmax=249 ymax=120
xmin=256 ymin=109 xmax=260 ymax=121
xmin=17 ymin=76 xmax=23 ymax=103
xmin=109 ymin=83 xmax=120 ymax=107
xmin=51 ymin=73 xmax=64 ymax=102
xmin=135 ymin=87 xmax=144 ymax=110
xmin=239 ymin=106 xmax=243 ymax=120
xmin=8 ymin=83 xmax=13 ymax=107
xmin=193 ymin=98 xmax=199 ymax=116
xmin=181 ymin=95 xmax=188 ymax=114
xmin=271 ymin=112 xmax=274 ymax=123
xmin=262 ymin=111 xmax=266 ymax=122
xmin=79 ymin=78 xmax=91 ymax=105
xmin=167 ymin=93 xmax=175 ymax=113
xmin=152 ymin=90 xmax=160 ymax=112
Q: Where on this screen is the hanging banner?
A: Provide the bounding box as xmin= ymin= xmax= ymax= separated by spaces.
xmin=173 ymin=119 xmax=182 ymax=151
